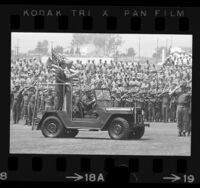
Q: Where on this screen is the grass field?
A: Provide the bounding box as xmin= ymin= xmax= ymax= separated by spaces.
xmin=9 ymin=120 xmax=191 ymax=156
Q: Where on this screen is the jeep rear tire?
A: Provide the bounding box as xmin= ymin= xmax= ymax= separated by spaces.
xmin=64 ymin=129 xmax=79 ymax=138
xmin=108 ymin=117 xmax=130 ymax=140
xmin=41 ymin=116 xmax=65 ymax=138
xmin=129 ymin=127 xmax=145 ymax=139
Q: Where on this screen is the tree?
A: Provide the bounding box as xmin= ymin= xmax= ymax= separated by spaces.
xmin=33 ymin=40 xmax=49 ymax=56
xmin=53 ymin=45 xmax=64 ymax=54
xmin=71 ymin=34 xmax=90 ymax=47
xmin=70 ymin=47 xmax=74 ymax=55
xmin=71 ymin=34 xmax=123 ymax=56
xmin=127 ymin=48 xmax=136 ymax=57
xmin=152 ymin=46 xmax=170 ymax=60
xmin=75 ymin=47 xmax=81 ymax=55
xmin=105 ymin=35 xmax=123 ymax=56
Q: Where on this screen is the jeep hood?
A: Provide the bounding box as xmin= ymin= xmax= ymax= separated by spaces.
xmin=105 ymin=107 xmax=134 ymax=112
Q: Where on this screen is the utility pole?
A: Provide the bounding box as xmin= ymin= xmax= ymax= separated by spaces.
xmin=166 ymin=39 xmax=168 ymax=50
xmin=50 ymin=41 xmax=54 ymax=51
xmin=15 ymin=39 xmax=20 ymax=59
xmin=50 ymin=41 xmax=54 ymax=59
xmin=156 ymin=38 xmax=159 ymax=64
xmin=138 ymin=36 xmax=141 ymax=62
xmin=170 ymin=36 xmax=173 ymax=48
xmin=37 ymin=43 xmax=42 ymax=59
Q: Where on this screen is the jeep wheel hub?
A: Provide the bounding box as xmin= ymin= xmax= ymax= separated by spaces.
xmin=113 ymin=124 xmax=122 ymax=135
xmin=47 ymin=123 xmax=57 ymax=134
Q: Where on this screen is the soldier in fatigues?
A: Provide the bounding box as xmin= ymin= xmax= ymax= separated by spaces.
xmin=28 ymin=89 xmax=36 ymax=126
xmin=12 ymin=86 xmax=25 ymax=124
xmin=10 ymin=90 xmax=14 ymax=110
xmin=155 ymin=97 xmax=161 ymax=122
xmin=45 ymin=90 xmax=54 ymax=111
xmin=151 ymin=97 xmax=156 ymax=122
xmin=169 ymin=93 xmax=177 ymax=122
xmin=176 ymin=84 xmax=191 ymax=136
xmin=12 ymin=86 xmax=20 ymax=124
xmin=162 ymin=92 xmax=170 ymax=122
xmin=187 ymin=94 xmax=192 ymax=136
xmin=54 ymin=60 xmax=80 ymax=111
xmin=55 ymin=61 xmax=69 ymax=111
xmin=21 ymin=90 xmax=31 ymax=125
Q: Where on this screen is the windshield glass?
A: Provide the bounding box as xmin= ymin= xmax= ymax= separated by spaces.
xmin=95 ymin=89 xmax=111 ymax=100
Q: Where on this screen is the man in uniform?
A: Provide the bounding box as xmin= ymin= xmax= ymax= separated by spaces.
xmin=187 ymin=92 xmax=192 ymax=136
xmin=45 ymin=89 xmax=54 ymax=111
xmin=54 ymin=59 xmax=80 ymax=111
xmin=176 ymin=84 xmax=191 ymax=136
xmin=10 ymin=89 xmax=14 ymax=111
xmin=28 ymin=89 xmax=36 ymax=126
xmin=81 ymin=89 xmax=96 ymax=117
xmin=162 ymin=92 xmax=170 ymax=122
xmin=151 ymin=95 xmax=156 ymax=122
xmin=12 ymin=85 xmax=26 ymax=124
xmin=21 ymin=90 xmax=31 ymax=125
xmin=169 ymin=93 xmax=177 ymax=122
xmin=12 ymin=85 xmax=20 ymax=124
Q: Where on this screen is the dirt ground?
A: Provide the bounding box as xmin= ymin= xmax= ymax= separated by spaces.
xmin=9 ymin=120 xmax=191 ymax=156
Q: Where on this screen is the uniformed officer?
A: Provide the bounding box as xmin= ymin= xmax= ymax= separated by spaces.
xmin=21 ymin=90 xmax=31 ymax=125
xmin=169 ymin=93 xmax=177 ymax=122
xmin=54 ymin=59 xmax=80 ymax=111
xmin=28 ymin=89 xmax=36 ymax=126
xmin=147 ymin=99 xmax=153 ymax=122
xmin=151 ymin=96 xmax=156 ymax=122
xmin=162 ymin=92 xmax=170 ymax=122
xmin=81 ymin=89 xmax=96 ymax=115
xmin=72 ymin=92 xmax=83 ymax=118
xmin=187 ymin=93 xmax=192 ymax=136
xmin=12 ymin=85 xmax=25 ymax=124
xmin=10 ymin=89 xmax=14 ymax=110
xmin=176 ymin=84 xmax=191 ymax=136
xmin=155 ymin=97 xmax=160 ymax=122
xmin=45 ymin=89 xmax=54 ymax=111
xmin=12 ymin=85 xmax=20 ymax=124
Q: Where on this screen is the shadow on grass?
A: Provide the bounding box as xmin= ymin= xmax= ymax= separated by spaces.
xmin=42 ymin=136 xmax=152 ymax=141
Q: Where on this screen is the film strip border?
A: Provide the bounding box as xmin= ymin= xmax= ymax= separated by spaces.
xmin=10 ymin=14 xmax=190 ymax=33
xmin=1 ymin=5 xmax=199 ymax=183
xmin=10 ymin=15 xmax=190 ymax=32
xmin=4 ymin=156 xmax=196 ymax=183
xmin=7 ymin=6 xmax=195 ymax=33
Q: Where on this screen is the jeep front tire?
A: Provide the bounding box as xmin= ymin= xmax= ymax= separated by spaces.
xmin=108 ymin=117 xmax=130 ymax=140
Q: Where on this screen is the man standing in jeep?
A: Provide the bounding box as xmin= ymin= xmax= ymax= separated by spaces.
xmin=53 ymin=55 xmax=81 ymax=111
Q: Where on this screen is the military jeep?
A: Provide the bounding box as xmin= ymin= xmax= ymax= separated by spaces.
xmin=36 ymin=83 xmax=149 ymax=140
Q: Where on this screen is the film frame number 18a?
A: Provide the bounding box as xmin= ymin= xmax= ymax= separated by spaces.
xmin=0 ymin=3 xmax=200 ymax=184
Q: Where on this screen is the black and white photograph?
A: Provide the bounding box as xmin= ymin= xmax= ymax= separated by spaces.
xmin=10 ymin=33 xmax=192 ymax=155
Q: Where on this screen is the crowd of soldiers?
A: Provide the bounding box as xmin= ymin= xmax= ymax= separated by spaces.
xmin=10 ymin=50 xmax=192 ymax=136
xmin=11 ymin=85 xmax=55 ymax=125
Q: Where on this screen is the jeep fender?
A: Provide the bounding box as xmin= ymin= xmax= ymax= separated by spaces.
xmin=101 ymin=114 xmax=133 ymax=131
xmin=37 ymin=111 xmax=70 ymax=130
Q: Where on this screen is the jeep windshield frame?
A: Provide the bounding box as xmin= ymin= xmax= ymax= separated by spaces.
xmin=94 ymin=89 xmax=112 ymax=101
